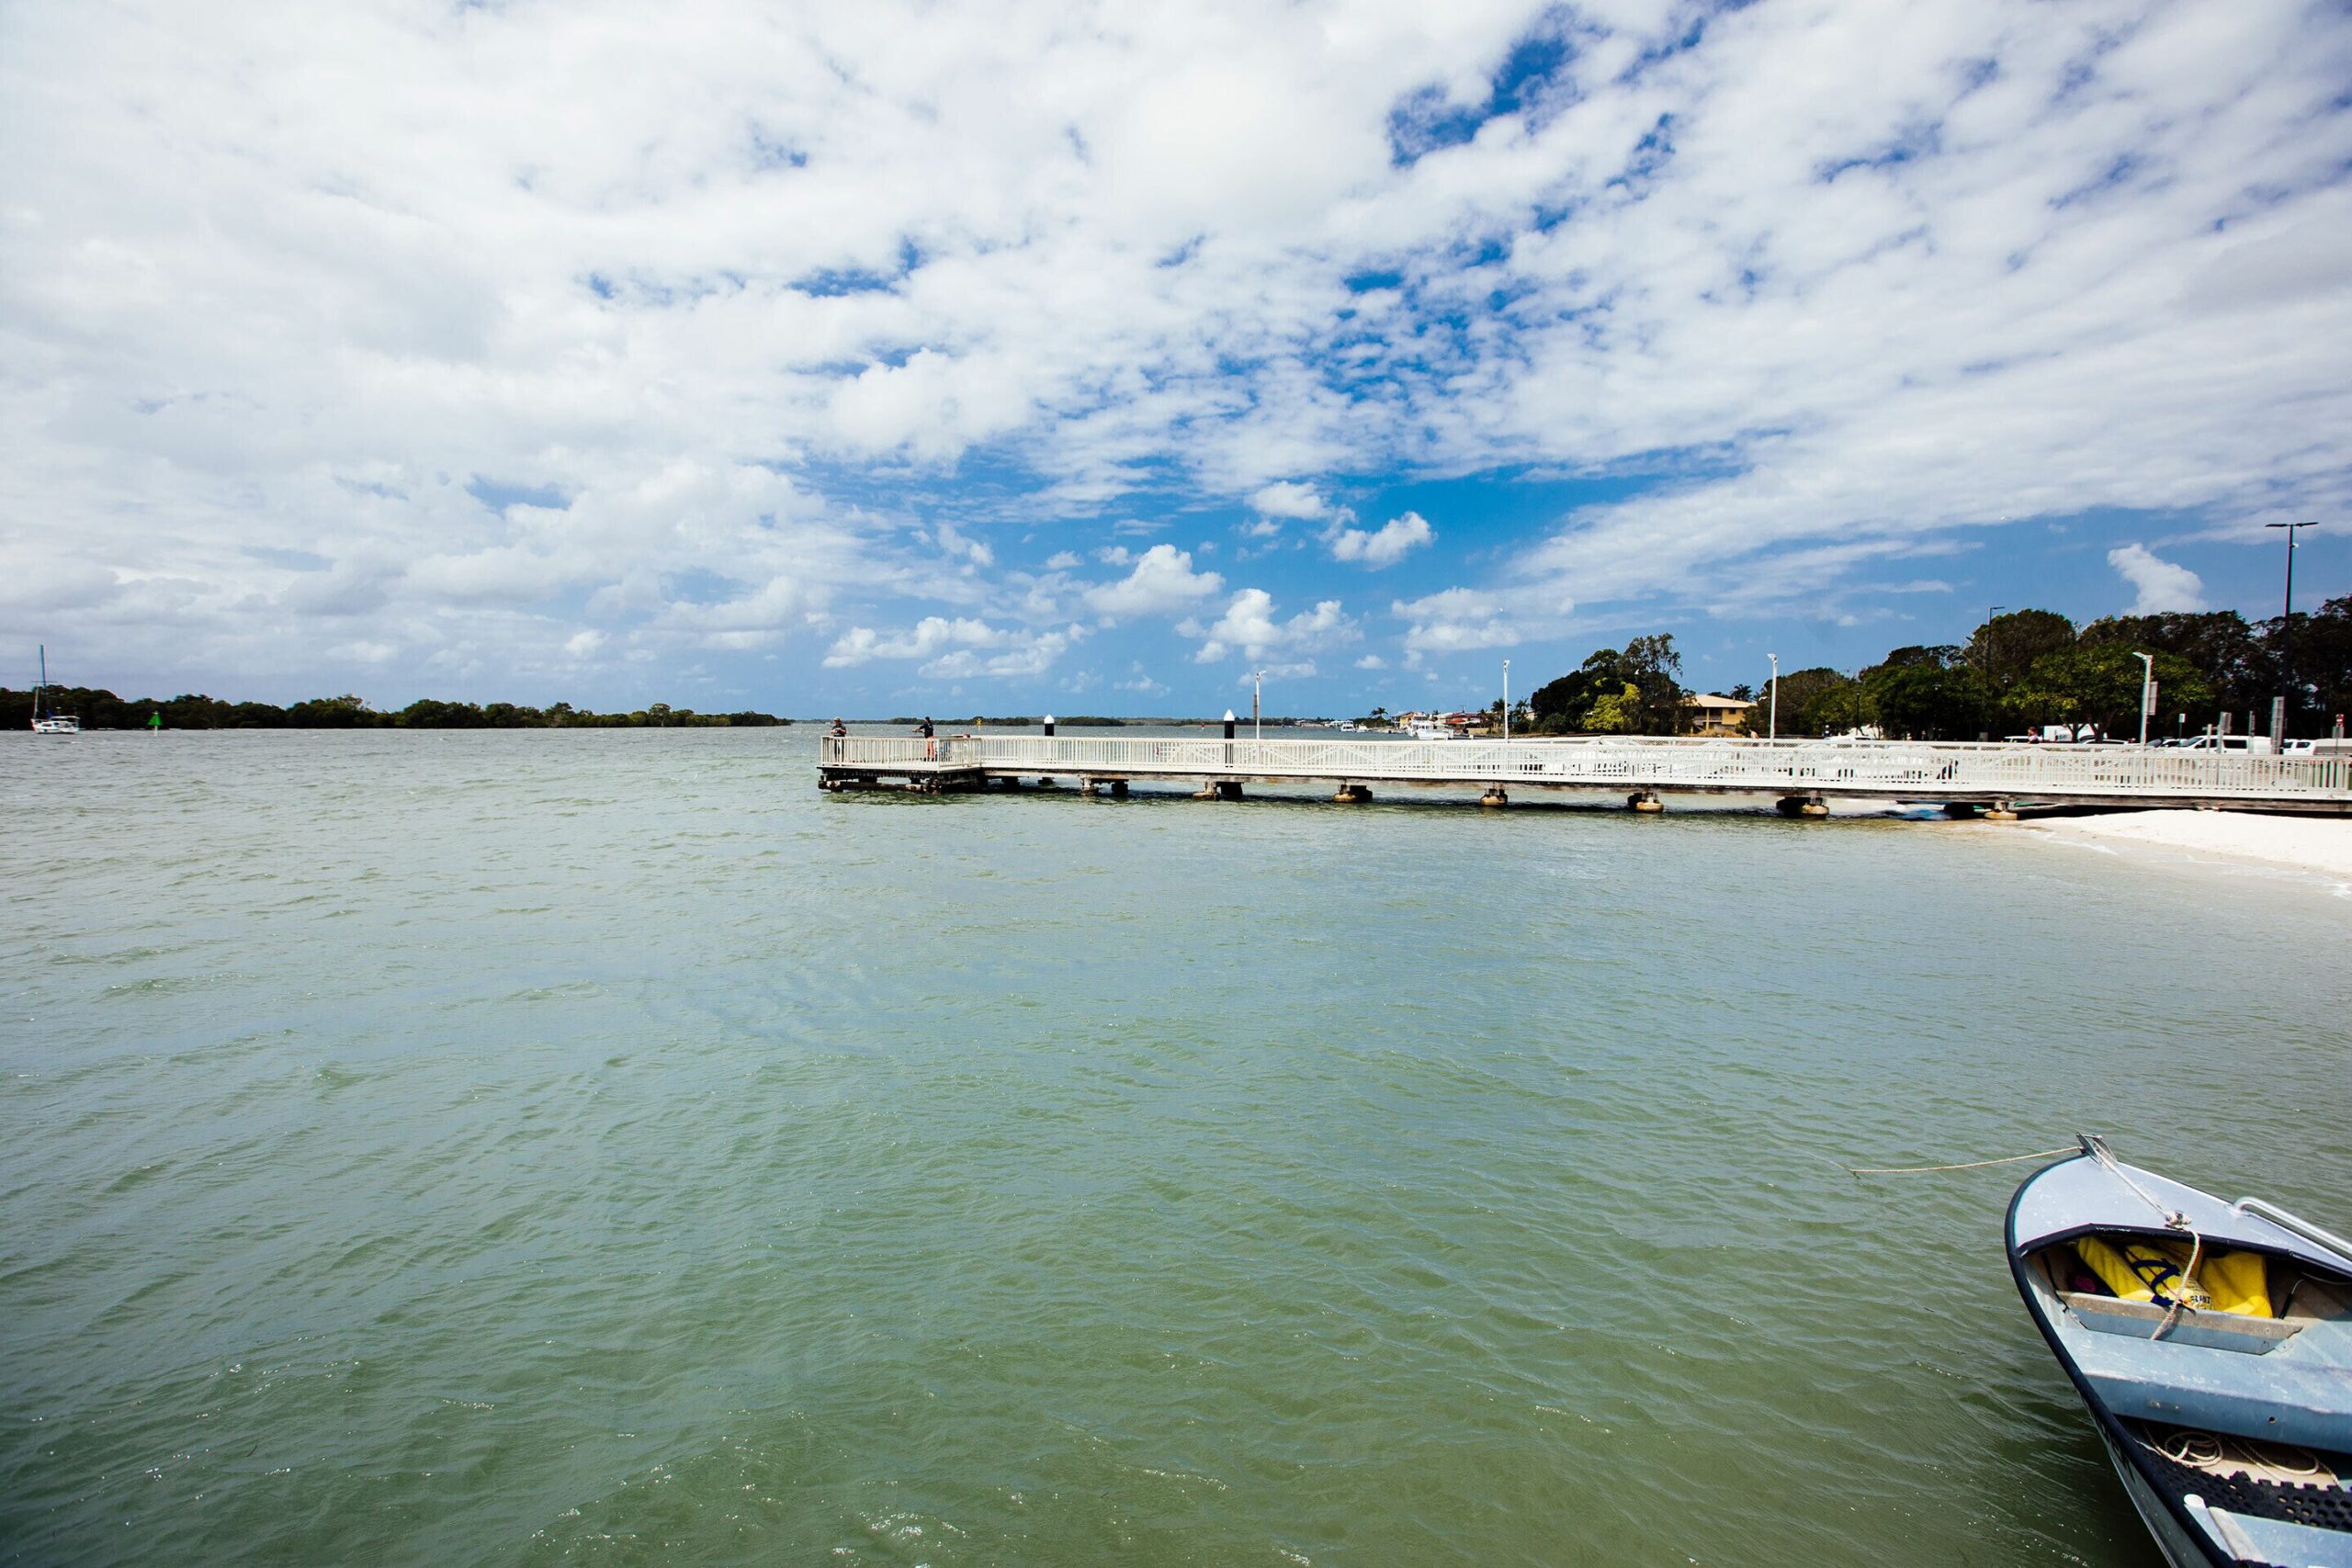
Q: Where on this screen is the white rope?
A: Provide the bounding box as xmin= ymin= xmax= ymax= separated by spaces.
xmin=2156 ymin=1227 xmax=2205 ymax=1339
xmin=2153 ymin=1427 xmax=2327 ymax=1485
xmin=2086 ymin=1136 xmax=2180 ymax=1225
xmin=1845 ymin=1145 xmax=2076 ymax=1176
xmin=2085 ymin=1135 xmax=2209 ymax=1336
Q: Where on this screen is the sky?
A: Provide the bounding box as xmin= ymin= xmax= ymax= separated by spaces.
xmin=3 ymin=0 xmax=2348 ymax=716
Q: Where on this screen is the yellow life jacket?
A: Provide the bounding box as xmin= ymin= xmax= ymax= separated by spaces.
xmin=2072 ymin=1235 xmax=2271 ymax=1316
xmin=2199 ymin=1249 xmax=2272 ymax=1318
xmin=2073 ymin=1235 xmax=2210 ymax=1309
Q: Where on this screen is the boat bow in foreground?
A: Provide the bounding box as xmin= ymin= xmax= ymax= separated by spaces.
xmin=2008 ymin=1138 xmax=2352 ymax=1566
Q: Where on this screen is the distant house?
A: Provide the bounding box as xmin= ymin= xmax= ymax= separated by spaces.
xmin=1682 ymin=692 xmax=1755 ymax=737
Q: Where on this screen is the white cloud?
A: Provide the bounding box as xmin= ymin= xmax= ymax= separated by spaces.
xmin=1044 ymin=551 xmax=1081 ymax=570
xmin=823 ymin=615 xmax=1005 ymax=667
xmin=922 ymin=626 xmax=1083 ymax=679
xmin=1328 ymin=510 xmax=1434 ymax=568
xmin=1355 ymin=653 xmax=1387 ymax=670
xmin=2108 ymin=543 xmax=2207 ymax=615
xmin=1193 ymin=588 xmax=1356 ymax=662
xmin=1395 ymin=587 xmax=1528 ymax=652
xmin=662 ymin=571 xmax=822 ymax=651
xmin=1083 ymin=544 xmax=1224 ymax=617
xmin=824 ymin=615 xmax=1080 ymax=678
xmin=1250 ymin=480 xmax=1330 ymax=520
xmin=933 ymin=522 xmax=994 ymax=569
xmin=564 ymin=630 xmax=605 ymax=659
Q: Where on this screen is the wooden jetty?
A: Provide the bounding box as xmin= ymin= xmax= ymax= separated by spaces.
xmin=818 ymin=734 xmax=2352 ymax=817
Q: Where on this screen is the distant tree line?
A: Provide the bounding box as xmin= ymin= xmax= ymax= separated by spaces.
xmin=1762 ymin=597 xmax=2352 ymax=739
xmin=883 ymin=715 xmax=1135 ymax=726
xmin=1 ymin=688 xmax=787 ymax=730
xmin=1507 ymin=595 xmax=2351 ymax=740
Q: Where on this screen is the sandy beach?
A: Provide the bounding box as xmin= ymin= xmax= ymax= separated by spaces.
xmin=2031 ymin=809 xmax=2352 ymax=881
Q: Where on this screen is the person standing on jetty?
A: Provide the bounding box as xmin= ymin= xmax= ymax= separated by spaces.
xmin=828 ymin=717 xmax=846 ymax=739
xmin=916 ymin=716 xmax=935 ymax=760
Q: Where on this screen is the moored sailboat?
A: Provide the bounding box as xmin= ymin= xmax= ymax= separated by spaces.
xmin=30 ymin=645 xmax=80 ymax=735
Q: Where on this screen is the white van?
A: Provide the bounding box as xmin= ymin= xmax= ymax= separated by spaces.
xmin=2171 ymin=734 xmax=2275 ymax=755
xmin=2284 ymin=738 xmax=2352 ymax=759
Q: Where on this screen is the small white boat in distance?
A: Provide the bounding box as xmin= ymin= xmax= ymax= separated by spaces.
xmin=2008 ymin=1136 xmax=2352 ymax=1567
xmin=30 ymin=645 xmax=79 ymax=734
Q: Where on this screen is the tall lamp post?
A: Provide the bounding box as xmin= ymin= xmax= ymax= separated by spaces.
xmin=1502 ymin=659 xmax=1510 ymax=741
xmin=2266 ymin=521 xmax=2315 ymax=741
xmin=2132 ymin=651 xmax=2154 ymax=747
xmin=1251 ymin=668 xmax=1265 ymax=739
xmin=1767 ymin=652 xmax=1779 ymax=741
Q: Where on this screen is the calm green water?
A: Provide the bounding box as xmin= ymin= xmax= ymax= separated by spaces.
xmin=3 ymin=728 xmax=2346 ymax=1567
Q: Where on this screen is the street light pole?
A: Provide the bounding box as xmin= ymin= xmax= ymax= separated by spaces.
xmin=1502 ymin=659 xmax=1510 ymax=741
xmin=1252 ymin=668 xmax=1264 ymax=739
xmin=1768 ymin=652 xmax=1779 ymax=741
xmin=2132 ymin=651 xmax=2154 ymax=747
xmin=2265 ymin=521 xmax=2315 ymax=740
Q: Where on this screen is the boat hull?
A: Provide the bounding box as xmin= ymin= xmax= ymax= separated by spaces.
xmin=2007 ymin=1159 xmax=2233 ymax=1567
xmin=2090 ymin=1415 xmax=2215 ymax=1568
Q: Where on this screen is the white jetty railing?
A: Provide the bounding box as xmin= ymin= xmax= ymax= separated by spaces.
xmin=820 ymin=734 xmax=2352 ymax=806
xmin=821 ymin=735 xmax=983 ymax=768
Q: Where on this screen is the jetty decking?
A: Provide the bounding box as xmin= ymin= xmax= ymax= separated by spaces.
xmin=818 ymin=734 xmax=2352 ymax=814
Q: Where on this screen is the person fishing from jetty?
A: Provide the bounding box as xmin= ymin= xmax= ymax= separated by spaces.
xmin=828 ymin=717 xmax=847 ymax=739
xmin=916 ymin=716 xmax=936 ymax=760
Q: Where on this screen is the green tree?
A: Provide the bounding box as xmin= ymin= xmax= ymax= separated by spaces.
xmin=1965 ymin=609 xmax=2075 ymax=693
xmin=397 ymin=698 xmax=486 ymax=728
xmin=1757 ymin=667 xmax=1863 ymax=737
xmin=1859 ymin=646 xmax=1993 ymax=739
xmin=287 ymin=694 xmax=378 ymax=728
xmin=2289 ymin=594 xmax=2352 ymax=731
xmin=1582 ymin=682 xmax=1643 ymax=733
xmin=1621 ymin=633 xmax=1688 ymax=734
xmin=2007 ymin=644 xmax=2211 ymax=735
xmin=2080 ymin=611 xmax=2267 ymax=715
xmin=1526 ymin=637 xmax=1686 ymax=734
xmin=1528 ymin=649 xmax=1624 ymax=732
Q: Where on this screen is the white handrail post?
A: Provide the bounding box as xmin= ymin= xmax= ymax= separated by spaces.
xmin=2133 ymin=652 xmax=2154 ymax=747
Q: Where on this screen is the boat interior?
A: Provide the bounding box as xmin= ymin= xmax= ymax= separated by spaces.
xmin=2021 ymin=1232 xmax=2352 ymax=1562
